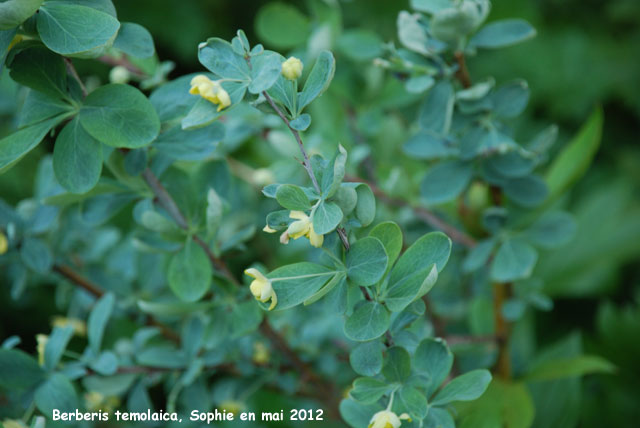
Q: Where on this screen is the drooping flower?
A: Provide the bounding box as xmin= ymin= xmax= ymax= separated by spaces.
xmin=252 ymin=341 xmax=270 ymax=365
xmin=51 ymin=316 xmax=87 ymax=337
xmin=368 ymin=410 xmax=411 ymax=428
xmin=189 ymin=75 xmax=231 ymax=112
xmin=281 ymin=57 xmax=303 ymax=80
xmin=0 ymin=232 xmax=7 ymax=255
xmin=245 ymin=268 xmax=277 ymax=310
xmin=281 ymin=211 xmax=323 ymax=248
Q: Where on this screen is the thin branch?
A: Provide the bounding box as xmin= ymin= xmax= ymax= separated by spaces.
xmin=141 ymin=168 xmax=238 ymax=286
xmin=262 ymin=91 xmax=352 ymax=251
xmin=52 ymin=264 xmax=181 ymax=344
xmin=262 ymin=92 xmax=321 ymax=193
xmin=454 ymin=52 xmax=472 ymax=89
xmin=64 ymin=58 xmax=87 ymax=97
xmin=345 ymin=175 xmax=477 ymax=248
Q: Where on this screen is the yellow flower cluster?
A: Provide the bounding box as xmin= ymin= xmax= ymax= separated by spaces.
xmin=368 ymin=410 xmax=411 ymax=428
xmin=264 ymin=211 xmax=323 ymax=248
xmin=189 ymin=75 xmax=231 ymax=112
xmin=52 ymin=316 xmax=87 ymax=336
xmin=244 ymin=268 xmax=277 ymax=310
xmin=282 ymin=56 xmax=303 ymax=80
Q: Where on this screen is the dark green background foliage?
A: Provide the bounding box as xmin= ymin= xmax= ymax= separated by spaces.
xmin=1 ymin=0 xmax=639 ymax=427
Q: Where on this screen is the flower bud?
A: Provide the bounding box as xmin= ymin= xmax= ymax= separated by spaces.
xmin=282 ymin=57 xmax=303 ymax=80
xmin=109 ymin=65 xmax=130 ymax=84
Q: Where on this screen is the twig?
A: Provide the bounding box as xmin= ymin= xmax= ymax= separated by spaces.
xmin=64 ymin=58 xmax=87 ymax=97
xmin=492 ymin=282 xmax=512 ymax=378
xmin=141 ymin=168 xmax=238 ymax=285
xmin=52 ymin=264 xmax=181 ymax=344
xmin=345 ymin=175 xmax=477 ymax=248
xmin=454 ymin=52 xmax=472 ymax=89
xmin=262 ymin=91 xmax=352 ymax=251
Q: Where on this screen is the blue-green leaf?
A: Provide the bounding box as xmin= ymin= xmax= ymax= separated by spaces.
xmin=349 ymin=341 xmax=383 ymax=377
xmin=0 ymin=348 xmax=45 ymax=390
xmin=168 ymin=240 xmax=212 ymax=302
xmin=470 ymin=19 xmax=536 ymax=49
xmin=491 ymin=239 xmax=538 ymax=282
xmin=312 ymin=200 xmax=343 ymax=235
xmin=431 ymin=369 xmax=492 ymax=405
xmin=113 ymin=22 xmax=155 ymax=58
xmin=421 ymin=160 xmax=473 ymax=204
xmin=88 ymin=292 xmax=115 ymax=354
xmin=276 ymin=184 xmax=311 ymax=211
xmin=346 ymin=237 xmax=388 ymax=286
xmin=344 ymin=301 xmax=390 ymax=341
xmin=35 ymin=373 xmax=78 ymax=416
xmin=298 ymin=50 xmax=335 ymax=113
xmin=43 ymin=326 xmax=74 ymax=371
xmin=268 ymin=262 xmax=336 ymax=310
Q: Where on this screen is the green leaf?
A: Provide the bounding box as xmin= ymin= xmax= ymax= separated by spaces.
xmin=337 ymin=29 xmax=383 ymax=61
xmin=155 ymin=122 xmax=224 ymax=161
xmin=43 ymin=326 xmax=73 ymax=371
xmin=303 ymin=272 xmax=345 ymax=306
xmin=410 ymin=0 xmax=453 ymax=14
xmin=425 ymin=407 xmax=455 ymax=428
xmin=248 ymin=51 xmax=282 ymax=94
xmin=37 ymin=2 xmax=120 ymax=57
xmin=20 ymin=237 xmax=52 ymax=274
xmin=432 ymin=369 xmax=492 ymax=405
xmin=88 ymin=292 xmax=115 ymax=354
xmin=368 ymin=221 xmax=403 ymax=268
xmin=275 ymin=184 xmax=311 ymax=211
xmin=0 ymin=348 xmax=45 ymax=390
xmin=8 ymin=45 xmax=68 ymax=99
xmin=0 ymin=0 xmax=43 ymax=30
xmin=350 ymin=377 xmax=393 ymax=404
xmin=198 ymin=38 xmax=250 ymax=81
xmin=345 ymin=182 xmax=376 ymax=227
xmin=463 ymin=238 xmax=496 ymax=273
xmin=525 ymin=355 xmax=616 ymax=382
xmin=255 ymin=2 xmax=310 ymax=49
xmin=470 ymin=19 xmax=536 ymax=49
xmin=268 ymin=262 xmax=336 ymax=310
xmin=35 ymin=373 xmax=78 ymax=416
xmin=382 ymin=346 xmax=411 ymax=382
xmin=168 ymin=240 xmax=212 ymax=302
xmin=53 ymin=117 xmax=103 ymax=194
xmin=206 ymin=188 xmax=223 ymax=236
xmin=545 ymin=107 xmax=603 ymax=201
xmin=524 ymin=211 xmax=577 ymax=249
xmin=321 ymin=144 xmax=347 ymax=198
xmin=290 ymin=113 xmax=311 ymax=131
xmin=403 ymin=131 xmax=458 ymax=160
xmin=19 ymin=90 xmax=74 ymax=128
xmin=490 ymin=239 xmax=538 ymax=282
xmin=490 ymin=80 xmax=529 ymax=118
xmin=349 ymin=341 xmax=383 ymax=377
xmin=339 ymin=398 xmax=382 ymax=428
xmin=399 ymin=386 xmax=429 ymax=419
xmin=89 ymin=351 xmax=118 ymax=376
xmin=137 ymin=300 xmax=213 ymax=317
xmin=418 ymin=81 xmax=454 ymax=134
xmin=0 ymin=28 xmax=16 ymax=73
xmin=79 ymin=84 xmax=160 ymax=148
xmin=385 ymin=232 xmax=451 ymax=311
xmin=346 ymin=237 xmax=388 ymax=286
xmin=421 ymin=160 xmax=473 ymax=204
xmin=397 ymin=11 xmax=430 ymax=55
xmin=414 ymin=338 xmax=453 ymax=394
xmin=298 ymin=50 xmax=335 ymax=113
xmin=113 ymin=22 xmax=155 ymax=58
xmin=503 ymin=174 xmax=548 ymax=207
xmin=344 ymin=301 xmax=390 ymax=341
xmin=312 ymin=200 xmax=343 ymax=235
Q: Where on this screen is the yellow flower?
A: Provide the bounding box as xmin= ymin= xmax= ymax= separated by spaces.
xmin=189 ymin=75 xmax=231 ymax=112
xmin=368 ymin=410 xmax=411 ymax=428
xmin=281 ymin=211 xmax=323 ymax=248
xmin=245 ymin=268 xmax=277 ymax=310
xmin=282 ymin=57 xmax=303 ymax=80
xmin=0 ymin=232 xmax=8 ymax=255
xmin=263 ymin=224 xmax=277 ymax=233
xmin=36 ymin=334 xmax=48 ymax=366
xmin=219 ymin=400 xmax=244 ymax=415
xmin=253 ymin=341 xmax=270 ymax=365
xmin=52 ymin=316 xmax=87 ymax=337
xmin=84 ymin=391 xmax=120 ymax=412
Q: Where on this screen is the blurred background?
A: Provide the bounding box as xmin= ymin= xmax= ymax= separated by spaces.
xmin=1 ymin=0 xmax=639 ymax=426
